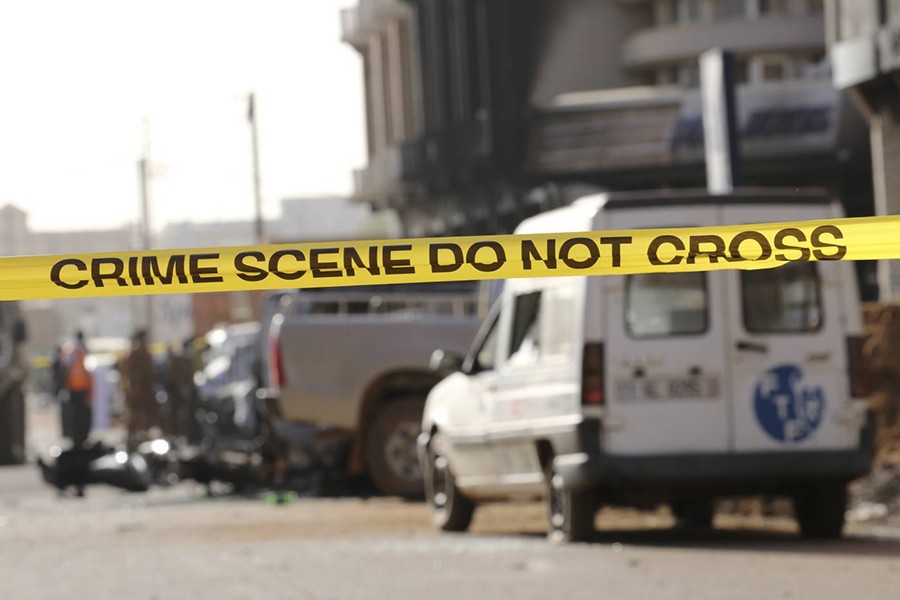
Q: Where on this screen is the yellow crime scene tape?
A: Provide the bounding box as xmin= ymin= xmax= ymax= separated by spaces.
xmin=1 ymin=215 xmax=899 ymax=302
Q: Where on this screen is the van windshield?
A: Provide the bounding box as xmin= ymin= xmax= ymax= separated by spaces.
xmin=741 ymin=262 xmax=822 ymax=333
xmin=626 ymin=272 xmax=708 ymax=338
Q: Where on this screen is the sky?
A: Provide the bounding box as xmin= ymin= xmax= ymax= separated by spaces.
xmin=0 ymin=0 xmax=365 ymax=232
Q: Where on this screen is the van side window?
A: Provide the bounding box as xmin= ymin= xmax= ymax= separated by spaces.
xmin=626 ymin=272 xmax=708 ymax=338
xmin=741 ymin=262 xmax=822 ymax=333
xmin=542 ymin=286 xmax=576 ymax=358
xmin=508 ymin=291 xmax=541 ymax=365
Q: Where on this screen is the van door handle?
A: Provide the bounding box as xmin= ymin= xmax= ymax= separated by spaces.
xmin=633 ymin=367 xmax=646 ymax=378
xmin=736 ymin=340 xmax=768 ymax=353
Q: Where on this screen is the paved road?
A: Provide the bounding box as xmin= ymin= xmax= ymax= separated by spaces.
xmin=2 ymin=465 xmax=900 ymax=600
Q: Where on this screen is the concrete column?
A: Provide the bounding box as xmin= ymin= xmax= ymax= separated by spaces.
xmin=871 ymin=99 xmax=900 ymax=298
xmin=368 ymin=33 xmax=389 ymax=153
xmin=386 ymin=20 xmax=406 ymax=143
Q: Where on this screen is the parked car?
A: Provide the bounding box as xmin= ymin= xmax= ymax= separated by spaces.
xmin=190 ymin=322 xmax=264 ymax=489
xmin=419 ymin=189 xmax=874 ymax=541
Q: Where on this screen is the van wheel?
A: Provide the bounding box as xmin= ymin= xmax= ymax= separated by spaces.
xmin=672 ymin=499 xmax=715 ymax=530
xmin=547 ymin=472 xmax=594 ymax=542
xmin=365 ymin=399 xmax=425 ymax=498
xmin=793 ymin=483 xmax=847 ymax=540
xmin=425 ymin=433 xmax=475 ymax=531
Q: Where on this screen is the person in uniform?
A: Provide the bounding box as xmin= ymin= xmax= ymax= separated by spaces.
xmin=161 ymin=342 xmax=197 ymax=440
xmin=118 ymin=329 xmax=158 ymax=451
xmin=63 ymin=331 xmax=92 ymax=448
xmin=0 ymin=315 xmax=29 ymax=465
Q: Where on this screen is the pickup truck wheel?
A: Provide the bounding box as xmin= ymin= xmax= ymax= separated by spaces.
xmin=426 ymin=433 xmax=475 ymax=531
xmin=793 ymin=483 xmax=847 ymax=540
xmin=547 ymin=472 xmax=594 ymax=543
xmin=365 ymin=399 xmax=425 ymax=497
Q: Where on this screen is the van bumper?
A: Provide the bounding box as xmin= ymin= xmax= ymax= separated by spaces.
xmin=555 ymin=449 xmax=873 ymax=494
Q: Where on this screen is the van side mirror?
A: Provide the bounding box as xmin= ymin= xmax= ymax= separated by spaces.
xmin=430 ymin=349 xmax=464 ymax=373
xmin=12 ymin=318 xmax=26 ymax=344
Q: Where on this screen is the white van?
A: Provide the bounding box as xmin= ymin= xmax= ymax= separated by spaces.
xmin=418 ymin=189 xmax=873 ymax=542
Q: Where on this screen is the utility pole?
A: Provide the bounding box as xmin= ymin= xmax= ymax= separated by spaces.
xmin=248 ymin=92 xmax=264 ymax=243
xmin=138 ymin=120 xmax=154 ymax=341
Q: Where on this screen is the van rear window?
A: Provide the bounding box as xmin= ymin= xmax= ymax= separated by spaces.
xmin=626 ymin=272 xmax=708 ymax=338
xmin=741 ymin=263 xmax=822 ymax=333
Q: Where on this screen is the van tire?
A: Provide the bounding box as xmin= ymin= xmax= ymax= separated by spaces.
xmin=672 ymin=499 xmax=715 ymax=530
xmin=365 ymin=399 xmax=425 ymax=498
xmin=425 ymin=433 xmax=475 ymax=532
xmin=547 ymin=472 xmax=594 ymax=542
xmin=793 ymin=483 xmax=847 ymax=540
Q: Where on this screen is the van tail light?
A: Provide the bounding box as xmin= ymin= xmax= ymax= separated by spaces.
xmin=269 ymin=335 xmax=286 ymax=389
xmin=846 ymin=336 xmax=869 ymax=398
xmin=582 ymin=343 xmax=605 ymax=406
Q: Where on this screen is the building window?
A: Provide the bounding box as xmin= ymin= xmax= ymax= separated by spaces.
xmin=734 ymin=57 xmax=750 ymax=83
xmin=655 ymin=0 xmax=676 ymax=25
xmin=741 ymin=53 xmax=828 ymax=83
xmin=676 ymin=0 xmax=701 ymax=22
xmin=679 ymin=63 xmax=700 ymax=87
xmin=657 ymin=66 xmax=679 ymax=85
xmin=757 ymin=0 xmax=788 ymax=16
xmin=761 ymin=61 xmax=786 ymax=81
xmin=752 ymin=54 xmax=794 ymax=82
xmin=797 ymin=53 xmax=828 ymax=80
xmin=717 ymin=0 xmax=748 ymax=19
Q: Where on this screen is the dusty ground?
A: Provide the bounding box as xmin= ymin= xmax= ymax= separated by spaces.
xmin=4 ymin=400 xmax=900 ymax=599
xmin=3 ymin=468 xmax=900 ymax=600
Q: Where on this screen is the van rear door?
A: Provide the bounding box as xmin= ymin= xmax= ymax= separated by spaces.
xmin=603 ymin=206 xmax=730 ymax=454
xmin=722 ymin=204 xmax=858 ymax=452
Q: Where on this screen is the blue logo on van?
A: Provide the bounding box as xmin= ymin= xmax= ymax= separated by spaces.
xmin=753 ymin=364 xmax=824 ymax=443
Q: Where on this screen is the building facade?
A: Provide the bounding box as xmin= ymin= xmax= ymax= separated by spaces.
xmin=828 ymin=0 xmax=900 ymax=298
xmin=342 ymin=1 xmax=873 ymax=264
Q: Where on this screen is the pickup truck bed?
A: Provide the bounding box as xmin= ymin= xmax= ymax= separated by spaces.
xmin=267 ymin=286 xmax=480 ymax=496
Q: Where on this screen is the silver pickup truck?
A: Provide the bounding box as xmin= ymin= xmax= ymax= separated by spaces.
xmin=265 ymin=284 xmax=481 ymax=496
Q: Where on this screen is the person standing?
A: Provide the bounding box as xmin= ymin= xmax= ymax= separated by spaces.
xmin=118 ymin=329 xmax=157 ymax=450
xmin=63 ymin=331 xmax=92 ymax=448
xmin=50 ymin=345 xmax=70 ymax=438
xmin=163 ymin=342 xmax=197 ymax=441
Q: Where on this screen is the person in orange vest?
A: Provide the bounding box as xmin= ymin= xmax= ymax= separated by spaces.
xmin=63 ymin=331 xmax=93 ymax=448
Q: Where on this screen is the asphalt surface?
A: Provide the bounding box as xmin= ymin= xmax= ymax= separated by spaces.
xmin=2 ymin=463 xmax=900 ymax=600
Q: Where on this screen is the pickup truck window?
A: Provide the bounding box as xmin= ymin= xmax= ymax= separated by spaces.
xmin=626 ymin=272 xmax=708 ymax=338
xmin=741 ymin=262 xmax=822 ymax=333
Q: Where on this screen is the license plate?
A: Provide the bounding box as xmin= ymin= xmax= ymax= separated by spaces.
xmin=616 ymin=376 xmax=720 ymax=402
